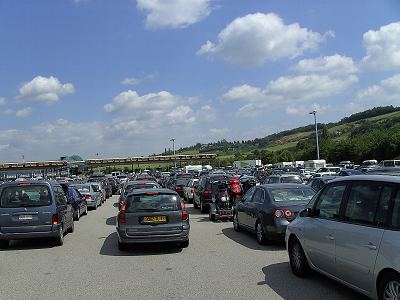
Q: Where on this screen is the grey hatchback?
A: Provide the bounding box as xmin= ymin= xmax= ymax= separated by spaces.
xmin=0 ymin=181 xmax=74 ymax=248
xmin=286 ymin=175 xmax=400 ymax=300
xmin=116 ymin=188 xmax=190 ymax=250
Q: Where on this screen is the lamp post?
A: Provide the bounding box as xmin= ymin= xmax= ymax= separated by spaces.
xmin=170 ymin=138 xmax=176 ymax=168
xmin=309 ymin=110 xmax=320 ymax=160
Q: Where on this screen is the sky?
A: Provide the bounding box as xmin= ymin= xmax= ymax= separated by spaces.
xmin=0 ymin=0 xmax=399 ymax=162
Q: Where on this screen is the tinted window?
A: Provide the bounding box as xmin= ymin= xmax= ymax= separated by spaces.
xmin=389 ymin=189 xmax=400 ymax=228
xmin=125 ymin=184 xmax=157 ymax=194
xmin=126 ymin=193 xmax=179 ymax=212
xmin=270 ymin=188 xmax=315 ymax=202
xmin=375 ymin=186 xmax=392 ymax=226
xmin=314 ymin=183 xmax=346 ymax=219
xmin=92 ymin=185 xmax=100 ymax=192
xmin=252 ymin=189 xmax=264 ymax=204
xmin=281 ymin=176 xmax=303 ymax=184
xmin=344 ymin=182 xmax=381 ymax=225
xmin=54 ymin=186 xmax=67 ymax=206
xmin=244 ymin=187 xmax=256 ymax=202
xmin=0 ymin=185 xmax=52 ymax=208
xmin=268 ymin=177 xmax=279 ymax=184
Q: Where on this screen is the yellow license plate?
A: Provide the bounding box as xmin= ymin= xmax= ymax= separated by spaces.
xmin=143 ymin=216 xmax=167 ymax=223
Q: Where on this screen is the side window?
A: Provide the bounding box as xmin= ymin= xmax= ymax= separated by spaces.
xmin=389 ymin=189 xmax=400 ymax=229
xmin=344 ymin=182 xmax=382 ymax=225
xmin=243 ymin=187 xmax=256 ymax=202
xmin=54 ymin=187 xmax=67 ymax=206
xmin=375 ymin=185 xmax=392 ymax=226
xmin=314 ymin=183 xmax=347 ymax=220
xmin=252 ymin=188 xmax=264 ymax=204
xmin=92 ymin=185 xmax=99 ymax=192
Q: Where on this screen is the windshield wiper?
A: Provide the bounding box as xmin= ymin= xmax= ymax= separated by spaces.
xmin=134 ymin=208 xmax=159 ymax=212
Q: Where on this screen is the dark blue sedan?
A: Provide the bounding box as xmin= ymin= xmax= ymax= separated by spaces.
xmin=68 ymin=188 xmax=88 ymax=220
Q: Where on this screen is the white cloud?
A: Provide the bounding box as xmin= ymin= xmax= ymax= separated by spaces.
xmin=292 ymin=54 xmax=358 ymax=77
xmin=209 ymin=128 xmax=230 ymax=136
xmin=137 ymin=0 xmax=212 ymax=29
xmin=15 ymin=107 xmax=32 ymax=118
xmin=198 ymin=12 xmax=333 ymax=66
xmin=2 ymin=109 xmax=14 ymax=116
xmin=347 ymin=74 xmax=400 ymax=112
xmin=0 ymin=97 xmax=5 ymax=106
xmin=121 ymin=77 xmax=140 ymax=85
xmin=362 ymin=22 xmax=400 ymax=71
xmin=285 ymin=103 xmax=333 ymax=116
xmin=16 ymin=76 xmax=75 ymax=103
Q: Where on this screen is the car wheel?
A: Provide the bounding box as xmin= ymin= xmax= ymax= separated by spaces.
xmin=75 ymin=210 xmax=80 ymax=221
xmin=209 ymin=211 xmax=216 ymax=221
xmin=180 ymin=240 xmax=189 ymax=248
xmin=193 ymin=199 xmax=198 ymax=209
xmin=84 ymin=206 xmax=88 ymax=215
xmin=200 ymin=201 xmax=207 ymax=214
xmin=68 ymin=221 xmax=74 ymax=233
xmin=118 ymin=241 xmax=128 ymax=251
xmin=256 ymin=221 xmax=267 ymax=245
xmin=289 ymin=238 xmax=310 ymax=277
xmin=0 ymin=240 xmax=10 ymax=249
xmin=54 ymin=224 xmax=64 ymax=246
xmin=378 ymin=271 xmax=400 ymax=300
xmin=94 ymin=204 xmax=97 ymax=210
xmin=233 ymin=213 xmax=241 ymax=232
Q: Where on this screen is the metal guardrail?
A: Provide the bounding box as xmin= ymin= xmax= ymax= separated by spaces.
xmin=0 ymin=154 xmax=217 ymax=171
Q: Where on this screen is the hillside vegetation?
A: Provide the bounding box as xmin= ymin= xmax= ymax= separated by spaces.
xmin=175 ymin=106 xmax=400 ymax=165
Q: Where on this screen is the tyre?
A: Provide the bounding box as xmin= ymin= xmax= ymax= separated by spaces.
xmin=74 ymin=210 xmax=80 ymax=221
xmin=378 ymin=271 xmax=400 ymax=300
xmin=288 ymin=238 xmax=310 ymax=277
xmin=94 ymin=204 xmax=97 ymax=210
xmin=84 ymin=206 xmax=88 ymax=215
xmin=193 ymin=200 xmax=198 ymax=209
xmin=118 ymin=241 xmax=128 ymax=251
xmin=53 ymin=224 xmax=64 ymax=246
xmin=180 ymin=240 xmax=189 ymax=248
xmin=233 ymin=213 xmax=241 ymax=232
xmin=68 ymin=221 xmax=74 ymax=233
xmin=256 ymin=221 xmax=267 ymax=245
xmin=209 ymin=211 xmax=216 ymax=221
xmin=200 ymin=201 xmax=207 ymax=214
xmin=0 ymin=240 xmax=10 ymax=249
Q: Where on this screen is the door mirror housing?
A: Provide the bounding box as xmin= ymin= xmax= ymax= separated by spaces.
xmin=299 ymin=207 xmax=313 ymax=218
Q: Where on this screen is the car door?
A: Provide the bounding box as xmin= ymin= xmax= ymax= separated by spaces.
xmin=246 ymin=188 xmax=265 ymax=230
xmin=302 ymin=182 xmax=347 ymax=275
xmin=334 ymin=181 xmax=390 ymax=293
xmin=236 ymin=187 xmax=256 ymax=229
xmin=54 ymin=186 xmax=73 ymax=229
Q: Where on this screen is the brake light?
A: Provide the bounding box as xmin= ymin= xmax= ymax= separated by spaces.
xmin=230 ymin=179 xmax=239 ymax=184
xmin=181 ymin=200 xmax=188 ymax=221
xmin=120 ymin=201 xmax=126 ymax=211
xmin=202 ymin=190 xmax=212 ymax=198
xmin=18 ymin=182 xmax=31 ymax=186
xmin=146 ymin=191 xmax=159 ymax=195
xmin=175 ymin=186 xmax=183 ymax=190
xmin=191 ymin=188 xmax=195 ymax=193
xmin=274 ymin=209 xmax=293 ymax=219
xmin=84 ymin=195 xmax=92 ymax=200
xmin=51 ymin=214 xmax=59 ymax=225
xmin=119 ymin=212 xmax=126 ymax=223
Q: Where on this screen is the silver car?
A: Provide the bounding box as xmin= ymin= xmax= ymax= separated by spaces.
xmin=286 ymin=175 xmax=400 ymax=300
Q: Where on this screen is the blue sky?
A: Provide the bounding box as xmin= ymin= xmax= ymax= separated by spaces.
xmin=0 ymin=0 xmax=399 ymax=162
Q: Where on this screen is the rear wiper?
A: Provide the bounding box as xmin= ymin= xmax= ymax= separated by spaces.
xmin=134 ymin=208 xmax=158 ymax=212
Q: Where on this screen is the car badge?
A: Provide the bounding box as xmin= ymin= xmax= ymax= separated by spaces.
xmin=24 ymin=207 xmax=27 ymax=211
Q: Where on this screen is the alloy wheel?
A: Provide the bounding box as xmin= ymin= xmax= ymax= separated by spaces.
xmin=384 ymin=281 xmax=400 ymax=300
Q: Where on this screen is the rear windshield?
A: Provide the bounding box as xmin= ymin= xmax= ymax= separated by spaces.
xmin=0 ymin=185 xmax=52 ymax=208
xmin=270 ymin=188 xmax=315 ymax=202
xmin=125 ymin=184 xmax=157 ymax=194
xmin=176 ymin=179 xmax=190 ymax=186
xmin=73 ymin=185 xmax=90 ymax=192
xmin=126 ymin=194 xmax=179 ymax=212
xmin=281 ymin=176 xmax=303 ymax=184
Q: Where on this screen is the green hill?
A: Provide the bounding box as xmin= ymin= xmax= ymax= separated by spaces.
xmin=176 ymin=106 xmax=400 ymax=165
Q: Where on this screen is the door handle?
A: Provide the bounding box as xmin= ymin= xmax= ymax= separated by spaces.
xmin=364 ymin=243 xmax=377 ymax=250
xmin=327 ymin=235 xmax=335 ymax=241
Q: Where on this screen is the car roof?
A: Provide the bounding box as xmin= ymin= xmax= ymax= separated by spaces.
xmin=330 ymin=175 xmax=400 ymax=184
xmin=126 ymin=188 xmax=178 ymax=196
xmin=259 ymin=183 xmax=312 ymax=190
xmin=0 ymin=180 xmax=59 ymax=187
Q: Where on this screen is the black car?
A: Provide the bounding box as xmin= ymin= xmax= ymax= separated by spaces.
xmin=106 ymin=176 xmax=119 ymax=195
xmin=173 ymin=178 xmax=191 ymax=198
xmin=194 ymin=173 xmax=231 ymax=213
xmin=233 ymin=184 xmax=315 ymax=244
xmin=307 ymin=176 xmax=338 ymax=192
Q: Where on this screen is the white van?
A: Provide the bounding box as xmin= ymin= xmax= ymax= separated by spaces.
xmin=381 ymin=160 xmax=400 ymax=167
xmin=111 ymin=171 xmax=121 ymax=178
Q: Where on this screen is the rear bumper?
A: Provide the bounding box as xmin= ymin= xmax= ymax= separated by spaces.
xmin=117 ymin=228 xmax=190 ymax=244
xmin=86 ymin=201 xmax=97 ymax=207
xmin=265 ymin=219 xmax=290 ymax=241
xmin=0 ymin=225 xmax=60 ymax=240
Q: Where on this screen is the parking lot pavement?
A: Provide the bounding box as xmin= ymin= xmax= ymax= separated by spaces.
xmin=0 ymin=196 xmax=368 ymax=300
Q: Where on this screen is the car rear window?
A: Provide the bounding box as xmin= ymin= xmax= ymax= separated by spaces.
xmin=74 ymin=185 xmax=90 ymax=192
xmin=126 ymin=193 xmax=179 ymax=212
xmin=270 ymin=188 xmax=315 ymax=202
xmin=281 ymin=176 xmax=303 ymax=184
xmin=125 ymin=184 xmax=157 ymax=194
xmin=176 ymin=179 xmax=190 ymax=186
xmin=0 ymin=185 xmax=52 ymax=208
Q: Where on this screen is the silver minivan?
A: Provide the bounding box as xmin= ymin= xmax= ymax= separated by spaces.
xmin=286 ymin=175 xmax=400 ymax=300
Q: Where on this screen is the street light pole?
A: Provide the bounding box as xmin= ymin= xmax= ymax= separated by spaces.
xmin=309 ymin=110 xmax=320 ymax=160
xmin=170 ymin=138 xmax=176 ymax=168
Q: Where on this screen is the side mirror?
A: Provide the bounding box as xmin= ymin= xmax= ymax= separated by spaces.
xmin=299 ymin=207 xmax=313 ymax=218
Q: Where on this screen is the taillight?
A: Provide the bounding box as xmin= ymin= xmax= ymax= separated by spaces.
xmin=274 ymin=209 xmax=293 ymax=219
xmin=202 ymin=190 xmax=212 ymax=198
xmin=119 ymin=212 xmax=126 ymax=223
xmin=175 ymin=186 xmax=183 ymax=190
xmin=181 ymin=200 xmax=189 ymax=221
xmin=191 ymin=188 xmax=195 ymax=193
xmin=51 ymin=214 xmax=59 ymax=225
xmin=84 ymin=195 xmax=92 ymax=200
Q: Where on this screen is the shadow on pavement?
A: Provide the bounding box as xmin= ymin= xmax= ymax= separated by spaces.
xmin=106 ymin=216 xmax=116 ymax=226
xmin=260 ymin=262 xmax=369 ymax=300
xmin=99 ymin=232 xmax=183 ymax=257
xmin=221 ymin=227 xmax=285 ymax=251
xmin=1 ymin=238 xmax=58 ymax=251
xmin=186 ymin=206 xmax=203 ymax=216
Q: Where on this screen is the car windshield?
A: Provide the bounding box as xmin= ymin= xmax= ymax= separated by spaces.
xmin=270 ymin=188 xmax=315 ymax=202
xmin=0 ymin=185 xmax=52 ymax=208
xmin=126 ymin=193 xmax=179 ymax=212
xmin=281 ymin=176 xmax=303 ymax=183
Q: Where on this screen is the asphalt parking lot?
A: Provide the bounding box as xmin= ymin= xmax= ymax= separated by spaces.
xmin=0 ymin=195 xmax=368 ymax=300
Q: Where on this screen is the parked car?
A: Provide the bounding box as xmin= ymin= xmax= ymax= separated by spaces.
xmin=173 ymin=178 xmax=191 ymax=199
xmin=233 ymin=184 xmax=315 ymax=244
xmin=116 ymin=188 xmax=190 ymax=250
xmin=339 ymin=169 xmax=362 ymax=176
xmin=266 ymin=174 xmax=303 ymax=184
xmin=106 ymin=176 xmax=119 ymax=195
xmin=0 ymin=180 xmax=74 ymax=248
xmin=118 ymin=180 xmax=160 ymax=208
xmin=90 ymin=182 xmax=106 ymax=203
xmin=183 ymin=178 xmax=199 ymax=204
xmin=286 ymin=175 xmax=400 ymax=300
xmin=307 ymin=176 xmax=338 ymax=192
xmin=194 ymin=173 xmax=231 ymax=213
xmin=71 ymin=184 xmax=102 ymax=210
xmin=88 ymin=176 xmax=112 ymax=198
xmin=60 ymin=183 xmax=88 ymax=220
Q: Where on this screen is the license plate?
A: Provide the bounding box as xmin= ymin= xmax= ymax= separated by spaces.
xmin=220 ymin=211 xmax=232 ymax=216
xmin=142 ymin=216 xmax=167 ymax=223
xmin=19 ymin=215 xmax=32 ymax=221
